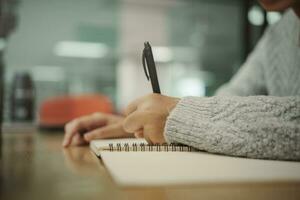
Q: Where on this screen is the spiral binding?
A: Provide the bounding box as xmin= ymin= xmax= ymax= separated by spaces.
xmin=108 ymin=143 xmax=193 ymax=152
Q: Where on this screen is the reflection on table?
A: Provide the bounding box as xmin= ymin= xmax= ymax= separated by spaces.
xmin=1 ymin=131 xmax=300 ymax=200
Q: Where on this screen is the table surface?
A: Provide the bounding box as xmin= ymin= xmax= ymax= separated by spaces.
xmin=1 ymin=131 xmax=300 ymax=200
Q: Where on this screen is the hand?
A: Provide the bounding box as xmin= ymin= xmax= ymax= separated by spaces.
xmin=62 ymin=112 xmax=132 ymax=147
xmin=123 ymin=94 xmax=180 ymax=144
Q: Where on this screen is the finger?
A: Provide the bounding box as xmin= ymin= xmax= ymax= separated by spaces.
xmin=133 ymin=129 xmax=153 ymax=145
xmin=134 ymin=129 xmax=144 ymax=138
xmin=124 ymin=95 xmax=149 ymax=116
xmin=143 ymin=133 xmax=153 ymax=145
xmin=143 ymin=123 xmax=166 ymax=145
xmin=72 ymin=134 xmax=87 ymax=146
xmin=123 ymin=111 xmax=146 ymax=133
xmin=84 ymin=123 xmax=126 ymax=141
xmin=134 ymin=130 xmax=152 ymax=145
xmin=66 ymin=113 xmax=108 ymax=133
xmin=124 ymin=100 xmax=139 ymax=116
xmin=63 ymin=113 xmax=107 ymax=147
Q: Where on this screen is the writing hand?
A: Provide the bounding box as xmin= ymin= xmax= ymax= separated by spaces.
xmin=123 ymin=94 xmax=179 ymax=144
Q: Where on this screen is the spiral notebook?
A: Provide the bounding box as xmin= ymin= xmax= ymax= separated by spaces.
xmin=90 ymin=138 xmax=194 ymax=156
xmin=90 ymin=138 xmax=300 ymax=187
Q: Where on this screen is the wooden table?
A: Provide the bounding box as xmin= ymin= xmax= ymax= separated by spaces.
xmin=1 ymin=131 xmax=300 ymax=200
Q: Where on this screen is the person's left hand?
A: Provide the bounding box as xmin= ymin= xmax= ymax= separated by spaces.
xmin=123 ymin=94 xmax=180 ymax=144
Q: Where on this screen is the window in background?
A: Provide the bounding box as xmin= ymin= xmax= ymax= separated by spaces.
xmin=166 ymin=0 xmax=244 ymax=96
xmin=3 ymin=0 xmax=274 ymax=122
xmin=243 ymin=0 xmax=282 ymax=59
xmin=4 ymin=0 xmax=119 ymax=121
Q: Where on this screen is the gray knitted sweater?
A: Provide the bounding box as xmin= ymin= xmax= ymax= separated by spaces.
xmin=165 ymin=10 xmax=300 ymax=161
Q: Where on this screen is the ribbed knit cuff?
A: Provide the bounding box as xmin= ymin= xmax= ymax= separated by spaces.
xmin=164 ymin=96 xmax=217 ymax=148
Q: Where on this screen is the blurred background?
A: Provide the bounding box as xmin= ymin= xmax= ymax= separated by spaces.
xmin=0 ymin=0 xmax=283 ymax=129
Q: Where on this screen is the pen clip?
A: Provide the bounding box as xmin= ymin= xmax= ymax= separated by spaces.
xmin=142 ymin=49 xmax=150 ymax=81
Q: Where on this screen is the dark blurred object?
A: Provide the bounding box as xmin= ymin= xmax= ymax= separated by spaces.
xmin=39 ymin=94 xmax=114 ymax=130
xmin=1 ymin=0 xmax=19 ymax=161
xmin=0 ymin=0 xmax=18 ymax=38
xmin=0 ymin=52 xmax=3 ymax=135
xmin=10 ymin=72 xmax=35 ymax=122
xmin=242 ymin=0 xmax=268 ymax=60
xmin=0 ymin=0 xmax=20 ymax=124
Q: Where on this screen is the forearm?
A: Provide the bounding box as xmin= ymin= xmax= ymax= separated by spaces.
xmin=164 ymin=96 xmax=300 ymax=161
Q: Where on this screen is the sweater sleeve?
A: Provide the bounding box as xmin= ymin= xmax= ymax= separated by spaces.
xmin=216 ymin=25 xmax=270 ymax=96
xmin=164 ymin=96 xmax=300 ymax=161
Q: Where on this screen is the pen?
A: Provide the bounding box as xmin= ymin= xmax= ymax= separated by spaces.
xmin=142 ymin=42 xmax=161 ymax=94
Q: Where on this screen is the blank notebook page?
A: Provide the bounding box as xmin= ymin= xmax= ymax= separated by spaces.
xmin=99 ymin=151 xmax=300 ymax=187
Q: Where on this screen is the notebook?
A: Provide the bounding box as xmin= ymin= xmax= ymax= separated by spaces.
xmin=90 ymin=138 xmax=194 ymax=156
xmin=90 ymin=138 xmax=300 ymax=187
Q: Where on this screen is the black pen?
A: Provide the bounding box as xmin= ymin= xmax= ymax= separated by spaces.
xmin=142 ymin=42 xmax=161 ymax=94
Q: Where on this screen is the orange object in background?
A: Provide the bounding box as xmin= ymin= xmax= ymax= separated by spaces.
xmin=39 ymin=94 xmax=113 ymax=129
